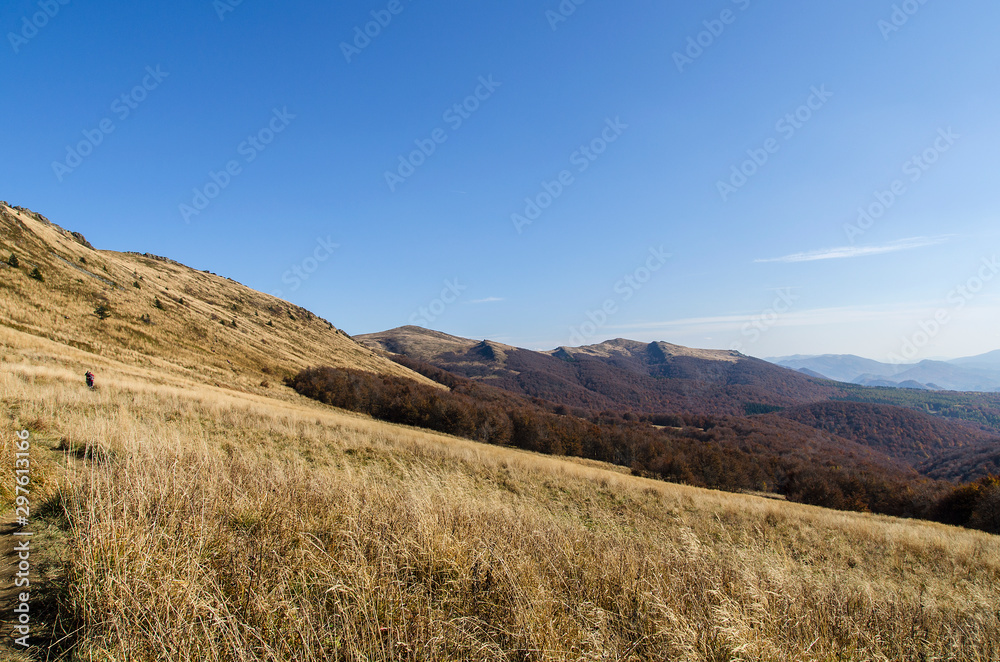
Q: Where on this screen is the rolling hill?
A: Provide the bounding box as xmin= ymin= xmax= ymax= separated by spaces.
xmin=359 ymin=326 xmax=837 ymax=416
xmin=360 ymin=326 xmax=1000 ymax=482
xmin=1 ymin=201 xmax=998 ymax=660
xmin=0 ymin=202 xmax=433 ymax=391
xmin=5 ymin=352 xmax=997 ymax=660
xmin=770 ymin=353 xmax=1000 ymax=392
xmin=767 ymin=353 xmax=910 ymax=383
xmin=775 ymin=400 xmax=1000 ymax=477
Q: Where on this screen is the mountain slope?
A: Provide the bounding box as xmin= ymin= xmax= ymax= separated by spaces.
xmin=768 ymin=354 xmax=908 ymax=383
xmin=3 ymin=203 xmax=999 ymax=660
xmin=5 ymin=347 xmax=998 ymax=660
xmin=951 ymin=349 xmax=1000 ymax=368
xmin=0 ymin=202 xmax=433 ymax=391
xmin=891 ymin=360 xmax=1000 ymax=392
xmin=362 ymin=326 xmax=1000 ymax=483
xmin=777 ymin=401 xmax=1000 ymax=478
xmin=360 ymin=326 xmax=837 ymax=416
xmin=554 ymin=338 xmax=837 ymax=404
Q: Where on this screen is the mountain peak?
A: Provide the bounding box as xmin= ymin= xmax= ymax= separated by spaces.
xmin=556 ymin=337 xmax=741 ymax=363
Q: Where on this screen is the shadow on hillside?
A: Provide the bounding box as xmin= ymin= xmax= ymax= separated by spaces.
xmin=0 ymin=497 xmax=78 ymax=661
xmin=55 ymin=438 xmax=113 ymax=465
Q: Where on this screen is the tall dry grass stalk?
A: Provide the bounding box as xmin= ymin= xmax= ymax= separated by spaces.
xmin=2 ymin=337 xmax=999 ymax=661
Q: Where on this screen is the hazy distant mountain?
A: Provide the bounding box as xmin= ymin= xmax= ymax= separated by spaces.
xmin=950 ymin=349 xmax=1000 ymax=368
xmin=768 ymin=353 xmax=1000 ymax=392
xmin=890 ymin=361 xmax=1000 ymax=392
xmin=767 ymin=354 xmax=909 ymax=383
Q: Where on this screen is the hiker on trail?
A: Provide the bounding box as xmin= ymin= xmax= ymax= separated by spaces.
xmin=85 ymin=371 xmax=95 ymax=389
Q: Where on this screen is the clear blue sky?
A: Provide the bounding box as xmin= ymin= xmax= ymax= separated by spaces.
xmin=4 ymin=0 xmax=999 ymax=360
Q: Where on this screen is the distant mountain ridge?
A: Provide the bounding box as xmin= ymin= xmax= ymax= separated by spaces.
xmin=360 ymin=326 xmax=1000 ymax=482
xmin=768 ymin=353 xmax=1000 ymax=392
xmin=359 ymin=326 xmax=835 ymax=417
xmin=8 ymin=191 xmax=994 ymax=490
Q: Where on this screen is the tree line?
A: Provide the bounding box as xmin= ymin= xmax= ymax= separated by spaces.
xmin=288 ymin=365 xmax=1000 ymax=534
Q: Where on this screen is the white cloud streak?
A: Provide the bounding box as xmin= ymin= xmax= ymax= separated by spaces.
xmin=609 ymin=303 xmax=938 ymax=335
xmin=755 ymin=236 xmax=951 ymax=264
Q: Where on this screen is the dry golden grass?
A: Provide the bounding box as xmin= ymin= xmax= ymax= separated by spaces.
xmin=0 ymin=203 xmax=435 ymax=393
xmin=2 ymin=203 xmax=999 ymax=660
xmin=2 ymin=326 xmax=999 ymax=661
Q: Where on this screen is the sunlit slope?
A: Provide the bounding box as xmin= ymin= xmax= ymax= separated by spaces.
xmin=2 ymin=336 xmax=998 ymax=661
xmin=359 ymin=325 xmax=837 ymax=414
xmin=2 ymin=203 xmax=999 ymax=659
xmin=0 ymin=202 xmax=432 ymax=390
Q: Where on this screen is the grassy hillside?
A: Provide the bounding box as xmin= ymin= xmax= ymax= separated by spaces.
xmin=0 ymin=203 xmax=432 ymax=392
xmin=2 ymin=204 xmax=999 ymax=660
xmin=287 ymin=362 xmax=962 ymax=525
xmin=2 ymin=325 xmax=999 ymax=660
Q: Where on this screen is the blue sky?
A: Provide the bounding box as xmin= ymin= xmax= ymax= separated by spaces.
xmin=3 ymin=0 xmax=999 ymax=360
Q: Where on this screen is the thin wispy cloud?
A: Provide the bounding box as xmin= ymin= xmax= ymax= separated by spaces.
xmin=611 ymin=303 xmax=927 ymax=334
xmin=466 ymin=297 xmax=504 ymax=304
xmin=755 ymin=236 xmax=951 ymax=264
xmin=519 ymin=298 xmax=1000 ymax=353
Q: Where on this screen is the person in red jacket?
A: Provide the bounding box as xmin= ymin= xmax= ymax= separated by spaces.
xmin=85 ymin=371 xmax=95 ymax=389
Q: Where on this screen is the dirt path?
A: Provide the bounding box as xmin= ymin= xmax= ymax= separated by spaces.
xmin=0 ymin=424 xmax=75 ymax=661
xmin=0 ymin=513 xmax=33 ymax=660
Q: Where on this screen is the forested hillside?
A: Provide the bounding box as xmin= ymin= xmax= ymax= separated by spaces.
xmin=289 ymin=360 xmax=1000 ymax=533
xmin=777 ymin=401 xmax=1000 ymax=480
xmin=360 ymin=326 xmax=1000 ymax=489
